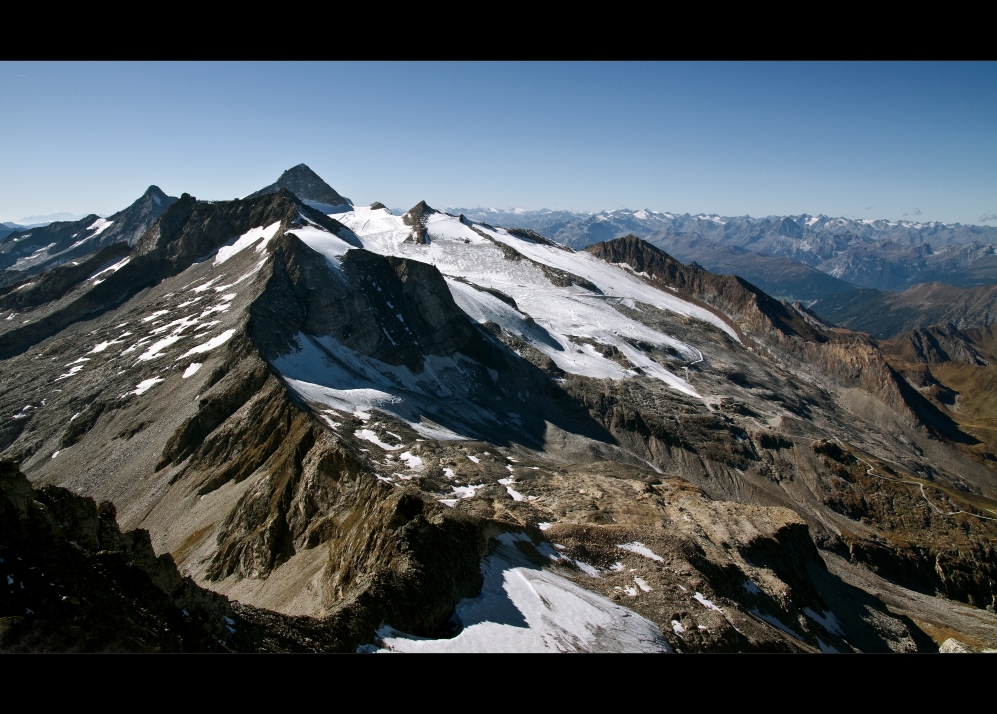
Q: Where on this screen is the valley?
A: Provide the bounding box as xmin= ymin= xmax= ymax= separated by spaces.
xmin=2 ymin=165 xmax=996 ymax=653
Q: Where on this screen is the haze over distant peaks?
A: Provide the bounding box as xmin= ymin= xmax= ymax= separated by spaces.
xmin=9 ymin=212 xmax=91 ymax=227
xmin=245 ymin=163 xmax=352 ymax=210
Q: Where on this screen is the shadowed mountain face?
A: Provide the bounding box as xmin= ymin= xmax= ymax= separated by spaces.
xmin=879 ymin=324 xmax=997 ymax=472
xmin=0 ymin=186 xmax=177 ymax=288
xmin=245 ymin=164 xmax=352 ymax=209
xmin=810 ymin=283 xmax=997 ymax=340
xmin=2 ymin=172 xmax=997 ymax=652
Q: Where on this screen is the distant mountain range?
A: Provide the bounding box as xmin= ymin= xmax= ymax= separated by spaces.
xmin=449 ymin=207 xmax=997 ymax=298
xmin=4 ymin=165 xmax=997 ymax=652
xmin=6 ymin=185 xmax=997 ymax=330
xmin=0 ymin=187 xmax=177 ymax=288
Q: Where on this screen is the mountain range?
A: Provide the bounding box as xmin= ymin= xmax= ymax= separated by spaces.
xmin=450 ymin=206 xmax=997 ymax=300
xmin=0 ymin=186 xmax=177 ymax=288
xmin=2 ymin=166 xmax=996 ymax=653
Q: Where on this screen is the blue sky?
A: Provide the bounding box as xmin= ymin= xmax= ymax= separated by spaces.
xmin=2 ymin=61 xmax=995 ymax=225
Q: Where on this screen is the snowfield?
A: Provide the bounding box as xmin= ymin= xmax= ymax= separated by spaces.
xmin=361 ymin=532 xmax=671 ymax=653
xmin=287 ymin=205 xmax=735 ymax=400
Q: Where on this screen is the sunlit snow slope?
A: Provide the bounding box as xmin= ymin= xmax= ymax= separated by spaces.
xmin=289 ymin=206 xmax=736 ymax=400
xmin=362 ymin=533 xmax=671 ymax=653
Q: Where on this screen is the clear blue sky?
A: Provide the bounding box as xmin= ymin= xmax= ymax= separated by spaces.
xmin=2 ymin=61 xmax=995 ymax=225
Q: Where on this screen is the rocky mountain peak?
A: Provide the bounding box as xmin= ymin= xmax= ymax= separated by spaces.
xmin=109 ymin=185 xmax=178 ymax=223
xmin=402 ymin=201 xmax=437 ymax=244
xmin=403 ymin=200 xmax=437 ymax=221
xmin=245 ymin=164 xmax=352 ymax=208
xmin=142 ymin=185 xmax=170 ymax=201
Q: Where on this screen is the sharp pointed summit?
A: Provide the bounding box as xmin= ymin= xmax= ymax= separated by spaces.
xmin=402 ymin=200 xmax=438 ymax=244
xmin=245 ymin=164 xmax=352 ymax=211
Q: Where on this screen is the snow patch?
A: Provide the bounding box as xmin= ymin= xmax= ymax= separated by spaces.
xmin=743 ymin=579 xmax=762 ymax=596
xmin=131 ymin=377 xmax=164 ymax=396
xmin=55 ymin=365 xmax=85 ymax=380
xmin=751 ymin=608 xmax=802 ymax=640
xmin=288 ymin=224 xmax=356 ymax=265
xmin=363 ymin=532 xmax=671 ymax=653
xmin=617 ymin=542 xmax=664 ymax=562
xmin=803 ymin=607 xmax=844 ymax=636
xmin=137 ymin=334 xmax=186 ymax=361
xmin=438 ymin=483 xmax=486 ymax=507
xmin=398 ymin=451 xmax=424 ymax=470
xmin=214 ymin=221 xmax=281 ymax=265
xmin=87 ymin=217 xmax=113 ymax=235
xmin=89 ymin=257 xmax=130 ymax=282
xmin=354 ymin=429 xmax=403 ymax=451
xmin=178 ymin=329 xmax=236 ymax=358
xmin=498 ymin=477 xmax=524 ymax=501
xmin=693 ymin=592 xmax=723 ymax=612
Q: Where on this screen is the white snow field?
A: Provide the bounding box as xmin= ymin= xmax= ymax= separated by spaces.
xmin=361 ymin=532 xmax=671 ymax=653
xmin=285 ymin=205 xmax=739 ymax=401
xmin=214 ymin=221 xmax=282 ymax=265
xmin=273 ymin=333 xmax=487 ymax=441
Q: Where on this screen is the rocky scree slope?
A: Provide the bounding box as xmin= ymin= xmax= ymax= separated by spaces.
xmin=1 ymin=177 xmax=995 ymax=650
xmin=575 ymin=237 xmax=997 ymax=614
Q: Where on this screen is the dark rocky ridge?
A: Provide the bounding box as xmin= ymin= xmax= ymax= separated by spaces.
xmin=1 ymin=458 xmax=314 ymax=652
xmin=585 ymin=235 xmax=828 ymax=344
xmin=3 ymin=181 xmax=997 ymax=650
xmin=0 ymin=459 xmax=492 ymax=652
xmin=0 ymin=189 xmax=352 ymax=360
xmin=0 ymin=186 xmax=177 ymax=287
xmin=648 ymin=233 xmax=861 ymax=303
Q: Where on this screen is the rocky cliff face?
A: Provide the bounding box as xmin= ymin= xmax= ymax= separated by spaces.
xmin=2 ymin=178 xmax=996 ymax=651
